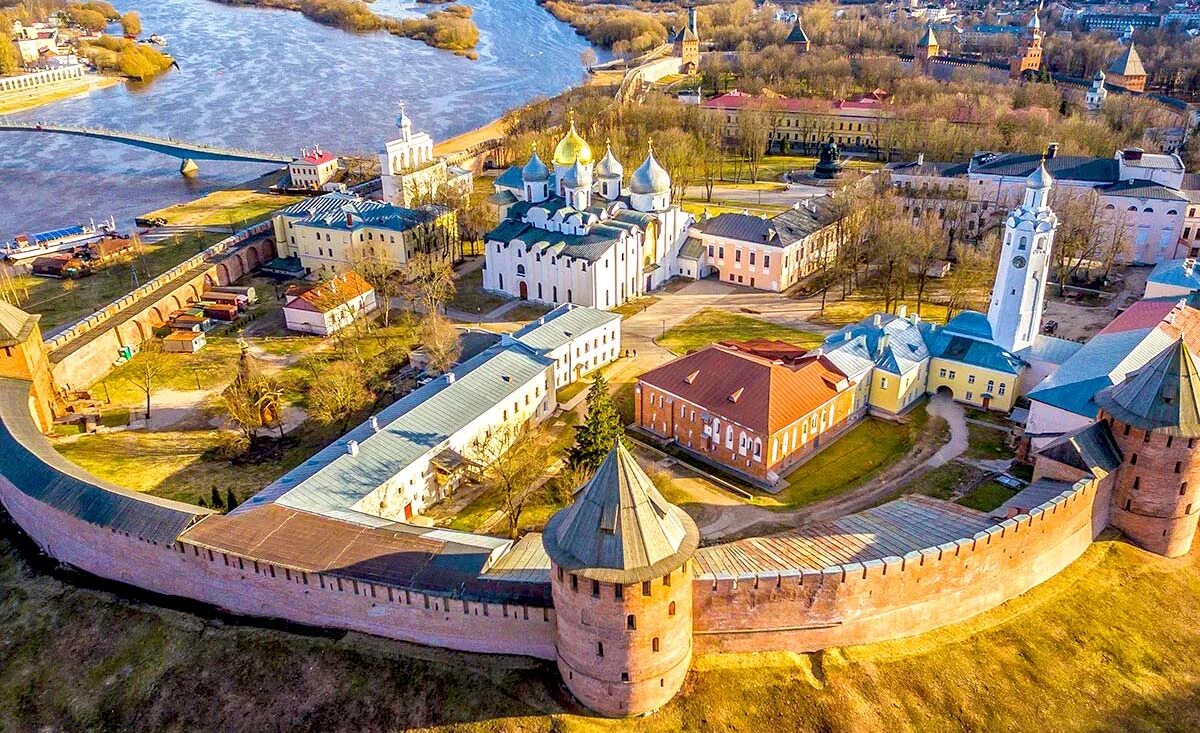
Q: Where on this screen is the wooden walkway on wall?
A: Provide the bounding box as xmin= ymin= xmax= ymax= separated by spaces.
xmin=693 ymin=496 xmax=996 ymax=578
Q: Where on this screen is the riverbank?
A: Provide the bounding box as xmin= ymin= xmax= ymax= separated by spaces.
xmin=0 ymin=73 xmax=123 ymax=116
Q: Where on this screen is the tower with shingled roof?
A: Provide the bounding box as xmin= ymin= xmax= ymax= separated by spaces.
xmin=0 ymin=300 xmax=57 ymax=432
xmin=1009 ymin=2 xmax=1044 ymax=80
xmin=542 ymin=441 xmax=699 ymax=717
xmin=1097 ymin=332 xmax=1200 ymax=557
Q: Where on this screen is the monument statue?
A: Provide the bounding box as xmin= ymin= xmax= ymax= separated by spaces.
xmin=814 ymin=135 xmax=844 ymax=179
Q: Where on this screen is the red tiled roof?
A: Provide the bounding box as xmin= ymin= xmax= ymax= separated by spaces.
xmin=285 ymin=271 xmax=373 ymax=314
xmin=299 ymin=151 xmax=336 ymax=165
xmin=638 ymin=343 xmax=849 ymax=434
xmin=1101 ymin=298 xmax=1181 ymax=334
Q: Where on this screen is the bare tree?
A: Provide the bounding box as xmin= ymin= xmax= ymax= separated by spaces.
xmin=736 ymin=105 xmax=772 ymax=183
xmin=222 ymin=348 xmax=284 ymax=443
xmin=419 ymin=313 xmax=461 ymax=372
xmin=307 ymin=360 xmax=374 ymax=430
xmin=469 ymin=421 xmax=547 ymax=538
xmin=906 ymin=213 xmax=944 ymax=316
xmin=123 ymin=338 xmax=168 ymax=421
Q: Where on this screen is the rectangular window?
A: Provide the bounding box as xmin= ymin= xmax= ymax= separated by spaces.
xmin=749 ymin=252 xmax=755 ymax=265
xmin=735 ymin=250 xmax=742 ymax=263
xmin=948 ymin=371 xmax=956 ymax=380
xmin=939 ymin=368 xmax=947 ymax=378
xmin=763 ymin=254 xmax=770 ymax=268
xmin=718 ymin=246 xmax=724 ymax=259
xmin=999 ymin=383 xmax=1006 ymax=395
xmin=968 ymin=375 xmax=976 ymax=385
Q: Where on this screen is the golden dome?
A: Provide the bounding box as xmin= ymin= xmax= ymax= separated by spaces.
xmin=553 ymin=113 xmax=593 ymax=167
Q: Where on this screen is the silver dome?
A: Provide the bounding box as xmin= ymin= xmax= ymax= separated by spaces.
xmin=628 ymin=147 xmax=670 ymax=195
xmin=522 ymin=149 xmax=550 ymax=183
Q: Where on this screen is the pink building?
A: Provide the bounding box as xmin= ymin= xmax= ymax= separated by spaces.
xmin=687 ymin=199 xmax=841 ymax=291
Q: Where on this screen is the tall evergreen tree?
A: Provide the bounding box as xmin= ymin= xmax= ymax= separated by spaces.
xmin=210 ymin=486 xmax=224 ymax=510
xmin=225 ymin=489 xmax=239 ymax=512
xmin=566 ymin=375 xmax=623 ymax=471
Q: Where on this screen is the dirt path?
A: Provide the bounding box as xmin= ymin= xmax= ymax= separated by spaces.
xmin=686 ymin=394 xmax=966 ymax=541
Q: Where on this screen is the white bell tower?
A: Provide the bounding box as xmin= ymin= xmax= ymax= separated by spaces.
xmin=987 ymin=159 xmax=1058 ymax=353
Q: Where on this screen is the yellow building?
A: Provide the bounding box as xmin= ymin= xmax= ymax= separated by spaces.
xmin=273 ymin=191 xmax=458 ymax=278
xmin=819 ymin=309 xmax=1023 ymax=416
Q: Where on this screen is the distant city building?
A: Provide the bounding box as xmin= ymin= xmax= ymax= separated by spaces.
xmin=886 ymin=146 xmax=1190 ymax=264
xmin=272 ymin=191 xmax=458 ymax=277
xmin=1082 ymin=12 xmax=1161 ymax=32
xmin=703 ymin=89 xmax=893 ymax=153
xmin=1106 ymin=41 xmax=1148 ymax=93
xmin=510 ymin=304 xmax=621 ymax=389
xmin=287 ymin=147 xmax=340 ymax=191
xmin=785 ymin=18 xmax=811 ymax=52
xmin=1085 ymin=69 xmax=1108 ymax=111
xmin=282 ymin=271 xmax=377 ymax=336
xmin=379 ymin=105 xmax=473 ymax=207
xmin=483 ymin=116 xmax=692 ymax=309
xmin=669 ymin=7 xmax=700 ymax=74
xmin=1010 ymin=5 xmax=1045 ymax=79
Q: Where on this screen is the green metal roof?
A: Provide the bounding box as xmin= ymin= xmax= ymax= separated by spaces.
xmin=240 ymin=342 xmax=554 ymax=516
xmin=512 ymin=304 xmax=620 ymax=352
xmin=0 ymin=379 xmax=210 ymax=544
xmin=542 ymin=442 xmax=699 ymax=584
xmin=1095 ymin=339 xmax=1200 ymax=437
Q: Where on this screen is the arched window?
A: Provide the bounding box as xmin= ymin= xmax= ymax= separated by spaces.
xmin=652 ymin=638 xmax=660 ymax=652
xmin=668 ymin=601 xmax=676 ymax=616
xmin=1168 ymin=210 xmax=1179 ymax=216
xmin=1144 ymin=207 xmax=1155 ymax=214
xmin=1128 ymin=206 xmax=1138 ymax=212
xmin=1018 ymin=236 xmax=1027 ymax=251
xmin=627 ymin=614 xmax=636 ymax=630
xmin=1105 ymin=204 xmax=1115 ymax=210
xmin=516 ymin=264 xmax=525 ymax=276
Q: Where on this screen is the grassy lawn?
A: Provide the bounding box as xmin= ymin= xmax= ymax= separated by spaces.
xmin=966 ymin=423 xmax=1015 ymax=461
xmin=753 ymin=411 xmax=926 ymax=511
xmin=680 ymin=199 xmax=787 ymax=218
xmin=505 ymin=303 xmax=552 ymax=322
xmin=811 ymin=296 xmax=950 ymax=327
xmin=448 ymin=268 xmax=509 ymax=316
xmin=611 ymin=296 xmax=659 ymax=319
xmin=140 ymin=186 xmax=303 ymax=229
xmin=555 ymin=378 xmax=589 ymax=404
xmin=878 ymin=460 xmax=982 ymax=506
xmin=3 ymin=231 xmax=225 ymax=332
xmin=658 ymin=308 xmax=824 ymax=356
xmin=957 ymin=478 xmax=1019 ymax=513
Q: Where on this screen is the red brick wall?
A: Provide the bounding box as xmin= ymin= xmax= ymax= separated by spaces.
xmin=0 ymin=476 xmax=558 ymax=660
xmin=1104 ymin=412 xmax=1200 ymax=557
xmin=550 ymin=561 xmax=693 ymax=717
xmin=690 ymin=474 xmax=1112 ymax=653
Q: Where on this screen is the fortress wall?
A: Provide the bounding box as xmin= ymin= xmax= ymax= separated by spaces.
xmin=50 ymin=238 xmax=274 ymax=390
xmin=0 ymin=475 xmax=558 ymax=660
xmin=691 ymin=475 xmax=1112 ymax=653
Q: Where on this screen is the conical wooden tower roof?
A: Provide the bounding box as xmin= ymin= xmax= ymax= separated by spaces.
xmin=1096 ymin=339 xmax=1200 ymax=437
xmin=543 ymin=442 xmax=699 ymax=583
xmin=0 ymin=300 xmax=38 ymax=349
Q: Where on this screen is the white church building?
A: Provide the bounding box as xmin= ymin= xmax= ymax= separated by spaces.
xmin=379 ymin=104 xmax=472 ymax=207
xmin=482 ymin=116 xmax=693 ymax=309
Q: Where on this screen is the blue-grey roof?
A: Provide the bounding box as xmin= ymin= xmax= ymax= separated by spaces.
xmin=1149 ymin=259 xmax=1200 ymax=291
xmin=279 ymin=192 xmax=440 ymax=234
xmin=942 ymin=311 xmax=994 ymax=340
xmin=1028 ymin=326 xmax=1180 ymax=417
xmin=821 ymin=313 xmax=929 ymax=376
xmin=1016 ymin=334 xmax=1083 ymax=366
xmin=0 ymin=378 xmax=209 ymax=544
xmin=241 ymin=342 xmax=553 ymax=516
xmin=1035 ymin=422 xmax=1121 ymax=476
xmin=494 ymin=166 xmax=524 ymax=189
xmin=486 ymin=219 xmax=619 ymax=264
xmin=921 ymin=313 xmax=1024 ymax=375
xmin=512 ymin=304 xmax=620 ymax=352
xmin=1100 ymin=179 xmax=1189 ymax=202
xmin=969 ymin=152 xmax=1119 ymax=184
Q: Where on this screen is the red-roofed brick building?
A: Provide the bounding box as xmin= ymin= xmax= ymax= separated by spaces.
xmin=634 ymin=341 xmax=859 ymax=484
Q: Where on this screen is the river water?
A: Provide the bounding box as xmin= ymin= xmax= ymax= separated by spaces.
xmin=0 ymin=0 xmax=600 ymax=241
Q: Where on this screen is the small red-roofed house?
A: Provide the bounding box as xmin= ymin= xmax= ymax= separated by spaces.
xmin=282 ymin=271 xmax=376 ymax=336
xmin=288 ymin=146 xmax=340 ymax=190
xmin=634 ymin=341 xmax=858 ymax=484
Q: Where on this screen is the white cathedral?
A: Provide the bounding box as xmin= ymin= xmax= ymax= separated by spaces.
xmin=482 ymin=116 xmax=692 ymax=309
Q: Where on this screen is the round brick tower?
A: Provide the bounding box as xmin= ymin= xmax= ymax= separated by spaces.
xmin=542 ymin=442 xmax=699 ymax=717
xmin=1096 ymin=338 xmax=1200 ymax=557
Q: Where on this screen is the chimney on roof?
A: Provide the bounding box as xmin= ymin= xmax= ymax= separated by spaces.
xmin=916 ymin=152 xmax=925 ymax=167
xmin=872 ymin=313 xmax=882 ymax=328
xmin=897 ymin=304 xmax=907 ymax=318
xmin=1124 ymin=147 xmax=1144 ymax=161
xmin=371 ymin=415 xmax=380 ymax=432
xmin=445 ymin=372 xmax=456 ymax=385
xmin=879 ymin=333 xmax=890 ymax=352
xmin=347 ymin=440 xmax=359 ymax=456
xmin=1185 ymin=258 xmax=1196 ymax=277
xmin=1046 ymin=142 xmax=1059 ymax=160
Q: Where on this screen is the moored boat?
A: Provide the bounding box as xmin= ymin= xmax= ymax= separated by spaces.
xmin=1 ymin=217 xmax=118 ymax=262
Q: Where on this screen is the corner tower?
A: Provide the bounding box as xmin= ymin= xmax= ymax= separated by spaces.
xmin=0 ymin=300 xmax=57 ymax=432
xmin=1010 ymin=3 xmax=1044 ymax=79
xmin=987 ymin=158 xmax=1057 ymax=353
xmin=542 ymin=442 xmax=699 ymax=717
xmin=916 ymin=22 xmax=938 ymax=74
xmin=1098 ymin=338 xmax=1200 ymax=557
